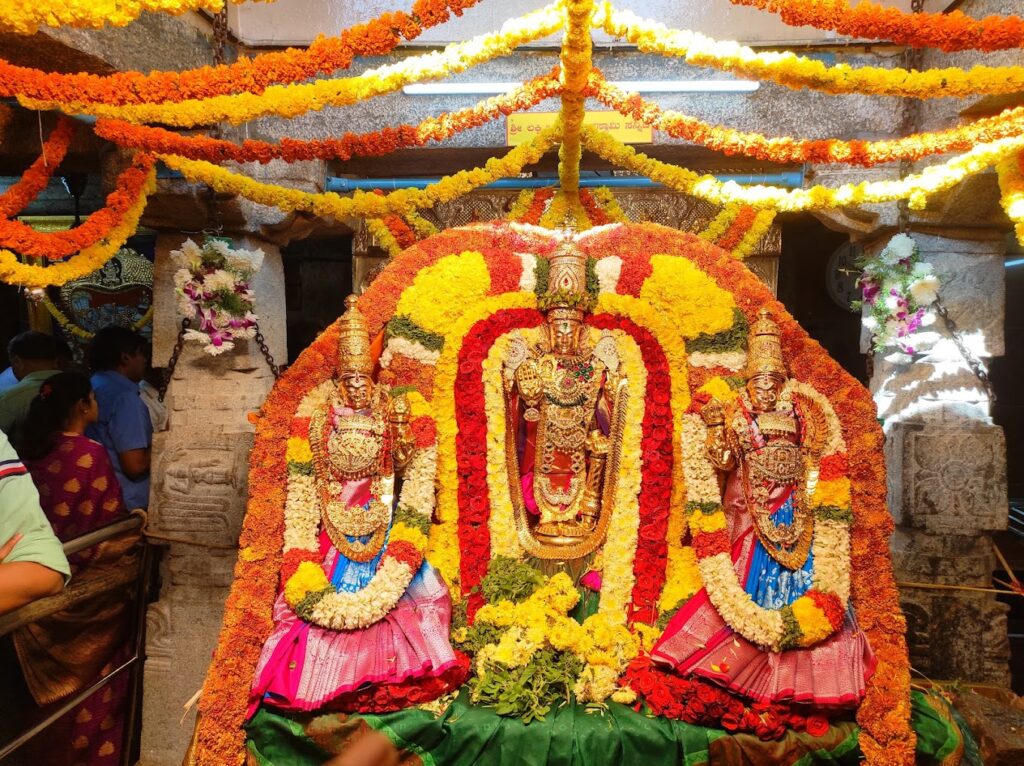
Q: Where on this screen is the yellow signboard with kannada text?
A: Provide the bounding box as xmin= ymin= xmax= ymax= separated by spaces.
xmin=506 ymin=111 xmax=653 ymax=146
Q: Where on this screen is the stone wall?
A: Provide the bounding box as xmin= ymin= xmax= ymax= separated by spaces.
xmin=864 ymin=229 xmax=1011 ymax=686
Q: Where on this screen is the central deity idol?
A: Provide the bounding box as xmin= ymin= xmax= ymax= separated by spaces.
xmin=502 ymin=242 xmax=627 ymax=560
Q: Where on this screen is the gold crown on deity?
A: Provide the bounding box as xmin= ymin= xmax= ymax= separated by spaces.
xmin=337 ymin=294 xmax=374 ymax=376
xmin=745 ymin=308 xmax=788 ymax=380
xmin=538 ymin=241 xmax=595 ymax=318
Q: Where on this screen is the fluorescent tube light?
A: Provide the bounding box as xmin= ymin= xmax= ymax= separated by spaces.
xmin=402 ymin=80 xmax=759 ymax=95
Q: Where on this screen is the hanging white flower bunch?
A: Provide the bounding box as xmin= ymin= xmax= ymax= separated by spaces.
xmin=857 ymin=233 xmax=940 ymax=363
xmin=171 ymin=237 xmax=264 ymax=356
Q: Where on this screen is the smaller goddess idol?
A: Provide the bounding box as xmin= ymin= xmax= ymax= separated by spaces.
xmin=652 ymin=309 xmax=875 ymax=707
xmin=249 ymin=296 xmax=463 ymax=714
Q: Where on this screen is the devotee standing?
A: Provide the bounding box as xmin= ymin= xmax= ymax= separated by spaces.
xmin=86 ymin=327 xmax=152 ymax=510
xmin=16 ymin=371 xmax=136 ymax=766
xmin=0 ymin=331 xmax=61 ymax=452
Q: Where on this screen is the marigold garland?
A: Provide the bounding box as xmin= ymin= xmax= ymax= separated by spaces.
xmin=0 ymin=0 xmax=484 ymax=104
xmin=727 ymin=0 xmax=1024 ymax=53
xmin=997 ymin=152 xmax=1024 ymax=246
xmin=92 ymin=71 xmax=561 ymax=164
xmin=730 ymin=209 xmax=776 ymax=260
xmin=581 ymin=124 xmax=1024 ymax=212
xmin=0 ymin=117 xmax=74 ymax=219
xmin=0 ymin=166 xmax=156 ymax=288
xmin=23 ymin=5 xmax=563 ymax=126
xmin=0 ymin=0 xmax=268 ymax=35
xmin=588 ymin=73 xmax=1024 ymax=167
xmin=0 ymin=154 xmax=156 ymax=259
xmin=600 ymin=5 xmax=1024 ymax=99
xmin=556 ymin=0 xmax=594 ymax=196
xmin=159 ymin=125 xmax=560 ymax=221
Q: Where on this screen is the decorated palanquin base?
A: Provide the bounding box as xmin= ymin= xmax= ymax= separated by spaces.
xmin=192 ymin=221 xmax=972 ymax=766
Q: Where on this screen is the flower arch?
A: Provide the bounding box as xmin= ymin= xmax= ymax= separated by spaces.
xmin=193 ymin=220 xmax=910 ymax=765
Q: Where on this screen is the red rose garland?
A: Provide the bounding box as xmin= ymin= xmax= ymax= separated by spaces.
xmin=622 ymin=655 xmax=817 ymax=740
xmin=455 ymin=308 xmax=543 ymax=615
xmin=324 ymin=652 xmax=471 ymax=713
xmin=588 ymin=313 xmax=673 ymax=625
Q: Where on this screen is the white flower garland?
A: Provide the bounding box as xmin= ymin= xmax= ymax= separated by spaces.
xmin=688 ymin=350 xmax=747 ymax=371
xmin=516 ymin=253 xmax=538 ymax=292
xmin=305 ymin=555 xmax=419 ymax=631
xmin=381 ymin=336 xmax=441 ymax=369
xmin=594 ymin=255 xmax=623 ymax=294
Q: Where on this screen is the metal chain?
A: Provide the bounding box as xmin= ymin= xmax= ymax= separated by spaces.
xmin=212 ymin=8 xmax=229 ymax=67
xmin=253 ymin=321 xmax=282 ymax=379
xmin=159 ymin=318 xmax=191 ymax=403
xmin=934 ymin=298 xmax=997 ymax=404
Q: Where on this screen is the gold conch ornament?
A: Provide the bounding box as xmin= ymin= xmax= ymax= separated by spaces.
xmin=538 ymin=241 xmax=593 ymax=317
xmin=745 ymin=307 xmax=787 ymax=380
xmin=337 ymin=294 xmax=373 ymax=376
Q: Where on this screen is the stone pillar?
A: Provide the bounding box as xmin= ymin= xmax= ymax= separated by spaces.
xmin=139 ymin=232 xmax=286 ymax=766
xmin=865 ymin=229 xmax=1010 ymax=686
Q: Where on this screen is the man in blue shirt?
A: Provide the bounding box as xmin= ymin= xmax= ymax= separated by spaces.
xmin=86 ymin=327 xmax=152 ymax=510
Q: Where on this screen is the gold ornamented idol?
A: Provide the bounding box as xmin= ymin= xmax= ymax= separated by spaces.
xmin=308 ymin=295 xmax=416 ymax=563
xmin=701 ymin=308 xmax=813 ymax=570
xmin=502 ymin=242 xmax=628 ymax=560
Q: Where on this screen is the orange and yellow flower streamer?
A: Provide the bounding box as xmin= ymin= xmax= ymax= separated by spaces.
xmin=581 ymin=123 xmax=1024 ymax=212
xmin=158 ymin=125 xmax=561 ymax=220
xmin=0 ymin=0 xmax=484 ymax=104
xmin=727 ymin=0 xmax=1024 ymax=53
xmin=19 ymin=4 xmax=563 ymax=126
xmin=0 ymin=166 xmax=156 ymax=288
xmin=0 ymin=117 xmax=74 ymax=219
xmin=0 ymin=154 xmax=156 ymax=259
xmin=587 ymin=73 xmax=1024 ymax=167
xmin=93 ymin=71 xmax=561 ymax=163
xmin=599 ymin=5 xmax=1024 ymax=99
xmin=0 ymin=0 xmax=268 ymax=35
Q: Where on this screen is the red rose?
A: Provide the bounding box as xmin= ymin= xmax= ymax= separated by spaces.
xmin=805 ymin=715 xmax=830 ymax=738
xmin=695 ymin=683 xmax=720 ymax=703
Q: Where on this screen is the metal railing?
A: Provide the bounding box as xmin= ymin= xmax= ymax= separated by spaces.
xmin=1010 ymin=499 xmax=1024 ymax=539
xmin=0 ymin=512 xmax=152 ymax=766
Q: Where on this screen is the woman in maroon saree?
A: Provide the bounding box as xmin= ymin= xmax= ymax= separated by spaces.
xmin=17 ymin=371 xmax=139 ymax=766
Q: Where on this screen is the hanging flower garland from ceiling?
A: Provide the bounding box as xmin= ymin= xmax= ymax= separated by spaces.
xmin=157 ymin=125 xmax=561 ymax=220
xmin=996 ymin=152 xmax=1024 ymax=246
xmin=599 ymin=6 xmax=1024 ymax=99
xmin=0 ymin=117 xmax=74 ymax=219
xmin=556 ymin=0 xmax=594 ymax=198
xmin=0 ymin=0 xmax=270 ymax=35
xmin=93 ymin=71 xmax=562 ymax=164
xmin=587 ymin=73 xmax=1024 ymax=167
xmin=0 ymin=0 xmax=484 ymax=104
xmin=581 ymin=125 xmax=1024 ymax=212
xmin=19 ymin=4 xmax=563 ymax=126
xmin=0 ymin=166 xmax=156 ymax=288
xmin=726 ymin=0 xmax=1024 ymax=53
xmin=0 ymin=154 xmax=156 ymax=259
